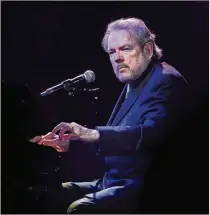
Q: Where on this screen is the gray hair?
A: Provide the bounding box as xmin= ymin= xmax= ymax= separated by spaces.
xmin=102 ymin=17 xmax=163 ymax=60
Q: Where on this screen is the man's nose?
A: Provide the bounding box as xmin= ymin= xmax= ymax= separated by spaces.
xmin=114 ymin=51 xmax=124 ymax=63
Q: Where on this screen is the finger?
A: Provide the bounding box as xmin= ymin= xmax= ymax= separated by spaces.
xmin=38 ymin=135 xmax=58 ymax=145
xmin=57 ymin=148 xmax=67 ymax=152
xmin=60 ymin=134 xmax=78 ymax=141
xmin=37 ymin=140 xmax=43 ymax=145
xmin=41 ymin=139 xmax=58 ymax=147
xmin=55 ymin=147 xmax=65 ymax=152
xmin=53 ymin=144 xmax=69 ymax=153
xmin=60 ymin=134 xmax=72 ymax=141
xmin=29 ymin=136 xmax=42 ymax=143
xmin=42 ymin=132 xmax=55 ymax=140
xmin=36 ymin=133 xmax=52 ymax=145
xmin=38 ymin=133 xmax=58 ymax=145
xmin=50 ymin=143 xmax=65 ymax=152
xmin=59 ymin=125 xmax=73 ymax=139
xmin=36 ymin=133 xmax=49 ymax=145
xmin=37 ymin=137 xmax=46 ymax=145
xmin=52 ymin=122 xmax=67 ymax=134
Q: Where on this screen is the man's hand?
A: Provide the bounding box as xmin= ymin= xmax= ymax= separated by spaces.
xmin=29 ymin=132 xmax=69 ymax=152
xmin=52 ymin=122 xmax=100 ymax=143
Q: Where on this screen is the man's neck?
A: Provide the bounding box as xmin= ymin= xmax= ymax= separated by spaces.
xmin=128 ymin=59 xmax=154 ymax=90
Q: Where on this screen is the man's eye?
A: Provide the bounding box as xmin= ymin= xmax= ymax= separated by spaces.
xmin=108 ymin=51 xmax=114 ymax=55
xmin=123 ymin=47 xmax=131 ymax=51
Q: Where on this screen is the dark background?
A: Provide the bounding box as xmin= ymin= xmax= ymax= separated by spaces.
xmin=2 ymin=1 xmax=209 ymax=214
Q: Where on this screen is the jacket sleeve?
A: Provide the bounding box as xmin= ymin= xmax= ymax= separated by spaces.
xmin=96 ymin=75 xmax=191 ymax=156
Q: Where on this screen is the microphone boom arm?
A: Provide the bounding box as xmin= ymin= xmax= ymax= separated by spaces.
xmin=40 ymin=70 xmax=95 ymax=97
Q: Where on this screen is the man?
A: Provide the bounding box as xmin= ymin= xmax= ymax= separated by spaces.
xmin=31 ymin=17 xmax=190 ymax=213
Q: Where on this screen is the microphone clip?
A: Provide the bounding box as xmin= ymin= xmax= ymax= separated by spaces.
xmin=68 ymin=87 xmax=100 ymax=96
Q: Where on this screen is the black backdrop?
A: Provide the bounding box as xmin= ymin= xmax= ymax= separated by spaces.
xmin=2 ymin=1 xmax=209 ymax=214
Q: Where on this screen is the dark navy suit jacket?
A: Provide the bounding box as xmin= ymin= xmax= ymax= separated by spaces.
xmin=87 ymin=60 xmax=190 ymax=211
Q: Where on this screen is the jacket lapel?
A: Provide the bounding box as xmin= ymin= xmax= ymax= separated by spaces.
xmin=106 ymin=85 xmax=128 ymax=126
xmin=111 ymin=83 xmax=142 ymax=126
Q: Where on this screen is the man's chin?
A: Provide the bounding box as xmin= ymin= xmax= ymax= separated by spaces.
xmin=117 ymin=75 xmax=132 ymax=83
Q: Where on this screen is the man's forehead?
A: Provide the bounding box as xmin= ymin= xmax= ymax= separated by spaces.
xmin=108 ymin=30 xmax=137 ymax=49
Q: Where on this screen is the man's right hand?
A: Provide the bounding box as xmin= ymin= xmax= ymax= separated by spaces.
xmin=29 ymin=132 xmax=69 ymax=152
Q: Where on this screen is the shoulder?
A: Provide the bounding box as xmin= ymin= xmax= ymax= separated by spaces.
xmin=152 ymin=61 xmax=189 ymax=87
xmin=154 ymin=61 xmax=182 ymax=77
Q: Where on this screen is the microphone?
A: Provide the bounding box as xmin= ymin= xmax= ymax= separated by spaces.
xmin=40 ymin=70 xmax=95 ymax=96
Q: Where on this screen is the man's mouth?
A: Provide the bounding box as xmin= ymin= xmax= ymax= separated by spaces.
xmin=118 ymin=65 xmax=128 ymax=73
xmin=119 ymin=67 xmax=127 ymax=73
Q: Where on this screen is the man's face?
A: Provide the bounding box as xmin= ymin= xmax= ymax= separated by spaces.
xmin=107 ymin=30 xmax=150 ymax=83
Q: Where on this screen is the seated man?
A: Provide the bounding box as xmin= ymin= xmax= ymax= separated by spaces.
xmin=31 ymin=17 xmax=191 ymax=213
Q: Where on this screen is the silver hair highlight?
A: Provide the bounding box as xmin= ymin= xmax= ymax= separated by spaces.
xmin=102 ymin=17 xmax=163 ymax=60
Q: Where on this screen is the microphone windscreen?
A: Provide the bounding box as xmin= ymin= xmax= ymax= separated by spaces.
xmin=84 ymin=70 xmax=95 ymax=83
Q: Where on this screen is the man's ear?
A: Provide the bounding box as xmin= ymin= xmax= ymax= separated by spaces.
xmin=143 ymin=42 xmax=154 ymax=60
